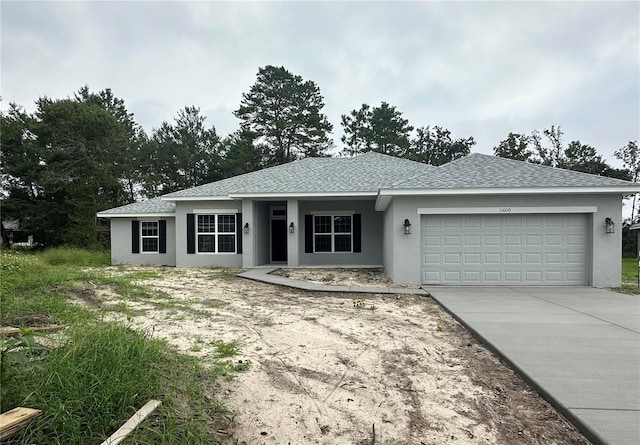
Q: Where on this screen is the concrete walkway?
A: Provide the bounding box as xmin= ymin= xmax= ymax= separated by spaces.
xmin=426 ymin=286 xmax=640 ymax=445
xmin=237 ymin=267 xmax=428 ymax=295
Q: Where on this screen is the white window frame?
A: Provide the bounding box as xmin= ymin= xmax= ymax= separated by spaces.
xmin=140 ymin=221 xmax=159 ymax=253
xmin=313 ymin=214 xmax=353 ymax=253
xmin=196 ymin=214 xmax=236 ymax=254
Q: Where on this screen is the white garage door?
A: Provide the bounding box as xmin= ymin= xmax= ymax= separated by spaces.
xmin=421 ymin=214 xmax=588 ymax=285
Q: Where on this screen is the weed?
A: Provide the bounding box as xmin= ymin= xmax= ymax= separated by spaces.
xmin=260 ymin=318 xmax=275 ymax=327
xmin=211 ymin=339 xmax=240 ymax=358
xmin=208 ymin=268 xmax=240 ymax=280
xmin=436 ymin=323 xmax=443 ymax=332
xmin=211 ymin=359 xmax=251 ymax=381
xmin=0 ymin=330 xmax=47 ymax=407
xmin=321 ymin=273 xmax=335 ymax=282
xmin=302 ymin=316 xmax=318 ymax=322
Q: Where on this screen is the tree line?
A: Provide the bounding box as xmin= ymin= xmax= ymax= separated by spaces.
xmin=1 ymin=65 xmax=637 ymax=247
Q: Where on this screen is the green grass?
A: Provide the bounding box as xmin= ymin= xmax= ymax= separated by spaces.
xmin=617 ymin=258 xmax=640 ymax=295
xmin=211 ymin=339 xmax=241 ymax=358
xmin=621 ymin=258 xmax=638 ymax=282
xmin=0 ymin=247 xmax=234 ymax=444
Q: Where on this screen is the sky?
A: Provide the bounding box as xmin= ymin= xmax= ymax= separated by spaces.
xmin=2 ymin=1 xmax=639 ymax=167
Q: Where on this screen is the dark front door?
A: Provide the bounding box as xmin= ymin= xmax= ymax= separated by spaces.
xmin=271 ymin=220 xmax=287 ymax=262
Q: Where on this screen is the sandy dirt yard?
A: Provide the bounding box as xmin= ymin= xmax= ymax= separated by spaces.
xmin=85 ymin=267 xmax=590 ymax=445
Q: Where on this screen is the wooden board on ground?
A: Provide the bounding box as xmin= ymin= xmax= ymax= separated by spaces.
xmin=100 ymin=399 xmax=162 ymax=445
xmin=0 ymin=407 xmax=42 ymax=439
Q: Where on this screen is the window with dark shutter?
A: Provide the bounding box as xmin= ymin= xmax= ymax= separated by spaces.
xmin=159 ymin=220 xmax=167 ymax=254
xmin=131 ymin=220 xmax=140 ymax=254
xmin=187 ymin=214 xmax=195 ymax=254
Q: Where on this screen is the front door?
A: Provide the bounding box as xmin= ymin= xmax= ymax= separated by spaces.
xmin=271 ymin=219 xmax=287 ymax=262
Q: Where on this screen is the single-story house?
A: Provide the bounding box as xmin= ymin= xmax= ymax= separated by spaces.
xmin=97 ymin=152 xmax=640 ymax=287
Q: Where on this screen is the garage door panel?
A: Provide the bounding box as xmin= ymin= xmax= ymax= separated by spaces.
xmin=505 ymin=235 xmax=522 ymax=246
xmin=421 ymin=214 xmax=588 ymax=285
xmin=444 ymin=235 xmax=461 ymax=246
xmin=464 ymin=253 xmax=481 ymax=264
xmin=465 ymin=235 xmax=481 ymax=246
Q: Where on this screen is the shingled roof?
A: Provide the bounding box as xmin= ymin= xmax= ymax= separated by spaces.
xmin=98 ymin=152 xmax=639 ymax=217
xmin=162 ymin=152 xmax=434 ymax=198
xmin=390 ymin=153 xmax=635 ymax=189
xmin=97 ymin=197 xmax=175 ymax=217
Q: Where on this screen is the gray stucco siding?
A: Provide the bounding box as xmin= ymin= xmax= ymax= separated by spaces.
xmin=385 ymin=194 xmax=622 ymax=287
xmin=109 ymin=218 xmax=176 ymax=266
xmin=175 ymin=201 xmax=243 ymax=268
xmin=298 ymin=200 xmax=382 ymax=266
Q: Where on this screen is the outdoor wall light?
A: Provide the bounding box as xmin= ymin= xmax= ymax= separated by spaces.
xmin=403 ymin=218 xmax=412 ymax=235
xmin=289 ymin=222 xmax=295 ymax=233
xmin=605 ymin=217 xmax=615 ymax=234
xmin=244 ymin=222 xmax=249 ymax=234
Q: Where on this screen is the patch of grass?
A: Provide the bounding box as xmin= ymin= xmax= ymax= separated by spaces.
xmin=260 ymin=318 xmax=275 ymax=327
xmin=2 ymin=323 xmax=222 ymax=444
xmin=211 ymin=359 xmax=251 ymax=381
xmin=617 ymin=259 xmax=640 ymax=294
xmin=211 ymin=339 xmax=241 ymax=358
xmin=0 ymin=248 xmax=231 ymax=444
xmin=38 ymin=247 xmax=111 ymax=267
xmin=207 ymin=268 xmax=240 ymax=280
xmin=622 ymin=258 xmax=639 ymax=282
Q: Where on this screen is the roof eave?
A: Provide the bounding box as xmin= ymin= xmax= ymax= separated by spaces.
xmin=161 ymin=196 xmax=234 ymax=202
xmin=379 ymin=186 xmax=640 ymax=196
xmin=228 ymin=191 xmax=379 ymax=199
xmin=97 ymin=212 xmax=176 ymax=218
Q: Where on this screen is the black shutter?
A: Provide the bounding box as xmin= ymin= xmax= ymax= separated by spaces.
xmin=353 ymin=214 xmax=362 ymax=253
xmin=236 ymin=213 xmax=242 ymax=254
xmin=187 ymin=214 xmax=195 ymax=254
xmin=159 ymin=220 xmax=167 ymax=254
xmin=305 ymin=214 xmax=313 ymax=253
xmin=131 ymin=220 xmax=140 ymax=254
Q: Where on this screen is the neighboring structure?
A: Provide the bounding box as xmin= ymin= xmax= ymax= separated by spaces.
xmin=1 ymin=220 xmax=34 ymax=247
xmin=97 ymin=152 xmax=640 ymax=287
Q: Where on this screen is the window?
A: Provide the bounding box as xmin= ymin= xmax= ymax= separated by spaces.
xmin=313 ymin=215 xmax=352 ymax=253
xmin=141 ymin=221 xmax=159 ymax=253
xmin=197 ymin=214 xmax=236 ymax=253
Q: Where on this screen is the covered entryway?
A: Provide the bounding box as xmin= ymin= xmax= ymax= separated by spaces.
xmin=421 ymin=214 xmax=589 ymax=285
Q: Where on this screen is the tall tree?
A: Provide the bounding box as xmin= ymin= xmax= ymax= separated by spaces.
xmin=615 ymin=141 xmax=640 ymax=220
xmin=494 ymin=126 xmax=630 ymax=181
xmin=75 ymin=86 xmax=147 ymax=203
xmin=234 ymin=65 xmax=333 ymax=165
xmin=340 ymin=102 xmax=413 ymax=157
xmin=144 ymin=106 xmax=222 ymax=196
xmin=219 ymin=129 xmax=266 ymax=178
xmin=406 ymin=125 xmax=475 ymax=166
xmin=493 ymin=132 xmax=535 ymax=162
xmin=1 ymin=91 xmax=134 ymax=247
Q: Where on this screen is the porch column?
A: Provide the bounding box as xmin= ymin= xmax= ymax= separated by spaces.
xmin=242 ymin=199 xmax=255 ymax=268
xmin=287 ymin=198 xmax=299 ymax=267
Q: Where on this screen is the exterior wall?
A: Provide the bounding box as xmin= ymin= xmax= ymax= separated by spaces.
xmin=110 ymin=218 xmax=176 ymax=266
xmin=298 ymin=199 xmax=382 ymax=266
xmin=175 ymin=201 xmax=243 ymax=268
xmin=382 ymin=200 xmax=395 ymax=280
xmin=287 ymin=198 xmax=300 ymax=267
xmin=385 ymin=194 xmax=623 ymax=287
xmin=254 ymin=201 xmax=270 ymax=266
xmin=241 ymin=199 xmax=255 ymax=268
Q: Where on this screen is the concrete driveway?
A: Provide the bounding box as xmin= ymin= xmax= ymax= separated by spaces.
xmin=426 ymin=286 xmax=640 ymax=445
